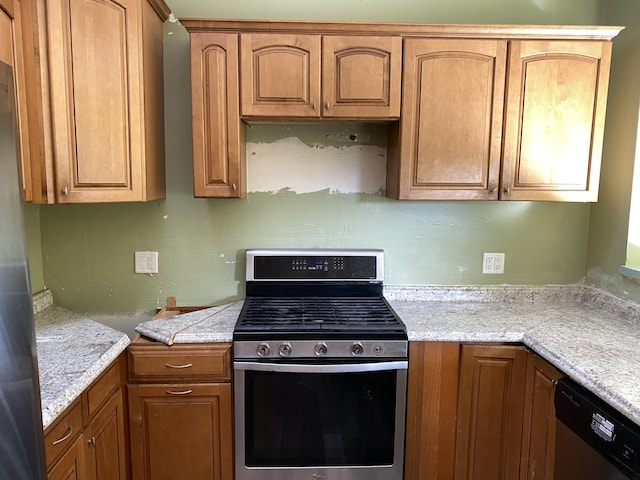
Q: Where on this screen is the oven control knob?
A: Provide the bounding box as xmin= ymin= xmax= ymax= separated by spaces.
xmin=351 ymin=343 xmax=364 ymax=356
xmin=257 ymin=343 xmax=271 ymax=357
xmin=314 ymin=342 xmax=328 ymax=356
xmin=279 ymin=343 xmax=292 ymax=357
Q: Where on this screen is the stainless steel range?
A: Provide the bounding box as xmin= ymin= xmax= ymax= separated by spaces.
xmin=233 ymin=249 xmax=408 ymax=480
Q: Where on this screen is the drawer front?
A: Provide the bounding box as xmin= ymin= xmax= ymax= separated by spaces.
xmin=44 ymin=400 xmax=83 ymax=470
xmin=86 ymin=358 xmax=122 ymax=418
xmin=128 ymin=343 xmax=231 ymax=382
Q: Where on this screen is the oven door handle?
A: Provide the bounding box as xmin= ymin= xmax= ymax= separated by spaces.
xmin=233 ymin=360 xmax=408 ymax=373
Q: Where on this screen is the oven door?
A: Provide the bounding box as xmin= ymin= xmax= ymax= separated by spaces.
xmin=234 ymin=360 xmax=408 ymax=480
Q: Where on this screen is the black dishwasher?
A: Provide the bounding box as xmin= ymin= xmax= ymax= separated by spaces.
xmin=555 ymin=378 xmax=640 ymax=479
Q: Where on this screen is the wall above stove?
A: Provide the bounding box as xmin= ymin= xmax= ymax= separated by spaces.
xmin=31 ymin=0 xmax=632 ymax=316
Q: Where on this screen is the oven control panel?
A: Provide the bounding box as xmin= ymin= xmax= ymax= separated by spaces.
xmin=234 ymin=340 xmax=408 ymax=360
xmin=246 ymin=249 xmax=384 ymax=281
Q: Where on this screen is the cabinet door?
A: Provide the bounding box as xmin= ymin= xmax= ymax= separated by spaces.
xmin=48 ymin=434 xmax=87 ymax=480
xmin=322 ymin=35 xmax=401 ymax=118
xmin=502 ymin=40 xmax=612 ymax=201
xmin=128 ymin=383 xmax=233 ymax=480
xmin=519 ymin=353 xmax=564 ymax=480
xmin=190 ymin=33 xmax=245 ymax=198
xmin=388 ymin=38 xmax=506 ymax=200
xmin=46 ymin=0 xmax=146 ymax=202
xmin=405 ymin=342 xmax=460 ymax=480
xmin=455 ymin=344 xmax=528 ymax=480
xmin=0 ymin=0 xmax=36 ymax=202
xmin=241 ymin=33 xmax=321 ymax=117
xmin=84 ymin=389 xmax=127 ymax=480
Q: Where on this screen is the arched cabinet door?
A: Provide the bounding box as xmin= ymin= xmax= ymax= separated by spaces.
xmin=501 ymin=40 xmax=612 ymax=202
xmin=322 ymin=35 xmax=401 ymax=118
xmin=45 ymin=0 xmax=168 ymax=203
xmin=190 ymin=33 xmax=244 ymax=198
xmin=239 ymin=33 xmax=401 ymax=120
xmin=388 ymin=38 xmax=506 ymax=200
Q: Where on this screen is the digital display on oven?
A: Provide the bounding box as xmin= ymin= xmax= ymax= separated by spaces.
xmin=253 ymin=255 xmax=377 ymax=280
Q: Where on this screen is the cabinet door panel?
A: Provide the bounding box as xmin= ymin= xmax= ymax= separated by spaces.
xmin=455 ymin=344 xmax=528 ymax=480
xmin=322 ymin=35 xmax=401 ymax=118
xmin=520 ymin=353 xmax=564 ymax=480
xmin=502 ymin=40 xmax=611 ymax=201
xmin=405 ymin=342 xmax=460 ymax=480
xmin=47 ymin=434 xmax=87 ymax=480
xmin=241 ymin=33 xmax=321 ymax=117
xmin=190 ymin=33 xmax=244 ymax=198
xmin=390 ymin=39 xmax=505 ymax=200
xmin=46 ymin=0 xmax=144 ymax=202
xmin=128 ymin=383 xmax=233 ymax=480
xmin=85 ymin=389 xmax=127 ymax=480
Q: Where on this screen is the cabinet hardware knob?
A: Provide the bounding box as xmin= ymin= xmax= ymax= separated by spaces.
xmin=489 ymin=187 xmax=497 ymax=194
xmin=165 ymin=363 xmax=193 ymax=369
xmin=52 ymin=426 xmax=73 ymax=446
xmin=232 ymin=183 xmax=237 ymax=191
xmin=87 ymin=437 xmax=96 ymax=447
xmin=165 ymin=389 xmax=193 ymax=395
xmin=503 ymin=186 xmax=511 ymax=195
xmin=312 ymin=102 xmax=317 ymax=110
xmin=61 ymin=187 xmax=68 ymax=196
xmin=325 ymin=102 xmax=330 ymax=110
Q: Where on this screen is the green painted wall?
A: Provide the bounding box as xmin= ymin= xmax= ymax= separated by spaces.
xmin=24 ymin=204 xmax=44 ymax=294
xmin=586 ymin=0 xmax=640 ymax=300
xmin=34 ymin=0 xmax=616 ymax=315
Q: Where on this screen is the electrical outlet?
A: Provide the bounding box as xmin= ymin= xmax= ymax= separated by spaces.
xmin=482 ymin=252 xmax=505 ymax=274
xmin=135 ymin=251 xmax=158 ymax=274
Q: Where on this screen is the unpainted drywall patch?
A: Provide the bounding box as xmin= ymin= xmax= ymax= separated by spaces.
xmin=247 ymin=136 xmax=387 ymax=194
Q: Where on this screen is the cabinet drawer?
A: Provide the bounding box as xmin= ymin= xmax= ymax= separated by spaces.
xmin=85 ymin=359 xmax=122 ymax=418
xmin=128 ymin=343 xmax=232 ymax=382
xmin=44 ymin=400 xmax=83 ymax=470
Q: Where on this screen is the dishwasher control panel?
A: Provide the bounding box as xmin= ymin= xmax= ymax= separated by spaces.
xmin=555 ymin=378 xmax=640 ymax=478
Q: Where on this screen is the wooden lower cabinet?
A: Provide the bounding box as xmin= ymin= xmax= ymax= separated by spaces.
xmin=519 ymin=353 xmax=564 ymax=480
xmin=45 ymin=355 xmax=128 ymax=480
xmin=84 ymin=392 xmax=128 ymax=480
xmin=405 ymin=342 xmax=460 ymax=480
xmin=127 ymin=340 xmax=233 ymax=480
xmin=455 ymin=344 xmax=528 ymax=480
xmin=405 ymin=342 xmax=562 ymax=480
xmin=47 ymin=434 xmax=87 ymax=480
xmin=128 ymin=383 xmax=233 ymax=480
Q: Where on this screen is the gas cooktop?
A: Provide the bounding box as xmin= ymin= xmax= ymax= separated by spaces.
xmin=233 ymin=249 xmax=407 ymax=346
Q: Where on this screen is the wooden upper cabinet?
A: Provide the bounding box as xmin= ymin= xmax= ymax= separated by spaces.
xmin=322 ymin=35 xmax=401 ymax=118
xmin=0 ymin=0 xmax=36 ymax=202
xmin=34 ymin=0 xmax=169 ymax=203
xmin=190 ymin=32 xmax=245 ymax=198
xmin=501 ymin=40 xmax=612 ymax=201
xmin=240 ymin=33 xmax=401 ymax=119
xmin=387 ymin=38 xmax=506 ymax=200
xmin=241 ymin=33 xmax=321 ymax=118
xmin=182 ymin=19 xmax=621 ymax=200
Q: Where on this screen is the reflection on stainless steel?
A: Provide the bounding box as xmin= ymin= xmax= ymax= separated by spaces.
xmin=0 ymin=60 xmax=47 ymax=479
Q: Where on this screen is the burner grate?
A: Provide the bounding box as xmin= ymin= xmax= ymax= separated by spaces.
xmin=237 ymin=296 xmax=402 ymax=331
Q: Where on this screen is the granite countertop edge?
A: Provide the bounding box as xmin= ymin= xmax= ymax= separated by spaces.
xmin=36 ymin=283 xmax=640 ymax=430
xmin=34 ymin=295 xmax=131 ymax=430
xmin=134 ymin=283 xmax=640 ymax=427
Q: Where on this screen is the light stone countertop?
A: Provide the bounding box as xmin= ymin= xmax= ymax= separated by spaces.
xmin=34 ymin=291 xmax=130 ymax=429
xmin=134 ymin=284 xmax=640 ymax=427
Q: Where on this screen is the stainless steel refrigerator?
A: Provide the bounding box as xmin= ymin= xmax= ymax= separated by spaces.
xmin=0 ymin=60 xmax=47 ymax=478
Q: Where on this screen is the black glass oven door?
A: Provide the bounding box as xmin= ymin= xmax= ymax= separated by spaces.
xmin=236 ymin=361 xmax=406 ymax=469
